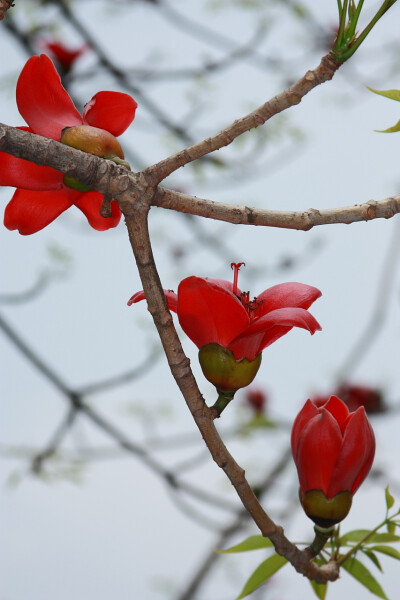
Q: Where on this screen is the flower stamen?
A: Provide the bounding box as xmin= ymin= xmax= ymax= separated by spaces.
xmin=231 ymin=262 xmax=245 ymax=295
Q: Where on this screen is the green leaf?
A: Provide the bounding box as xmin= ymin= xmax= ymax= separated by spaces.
xmin=367 ymin=533 xmax=400 ymax=544
xmin=367 ymin=86 xmax=400 ymax=102
xmin=375 ymin=120 xmax=400 ymax=133
xmin=342 ymin=556 xmax=388 ymax=600
xmin=385 ymin=486 xmax=395 ymax=510
xmin=340 ymin=530 xmax=400 ymax=545
xmin=235 ymin=554 xmax=288 ymax=600
xmin=310 ymin=579 xmax=328 ymax=599
xmin=340 ymin=529 xmax=370 ymax=544
xmin=362 ymin=549 xmax=383 ymax=572
xmin=217 ymin=535 xmax=273 ymax=554
xmin=387 ymin=521 xmax=396 ymax=534
xmin=371 ymin=545 xmax=400 ymax=561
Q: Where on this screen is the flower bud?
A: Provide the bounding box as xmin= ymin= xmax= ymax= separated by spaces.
xmin=61 ymin=125 xmax=130 ymax=191
xmin=198 ymin=343 xmax=261 ymax=392
xmin=291 ymin=396 xmax=375 ymax=526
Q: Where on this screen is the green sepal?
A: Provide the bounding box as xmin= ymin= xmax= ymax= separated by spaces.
xmin=300 ymin=489 xmax=353 ymax=528
xmin=198 ymin=343 xmax=261 ymax=392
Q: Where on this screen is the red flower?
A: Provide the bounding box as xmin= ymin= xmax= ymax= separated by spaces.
xmin=0 ymin=55 xmax=137 ymax=235
xmin=38 ymin=40 xmax=88 ymax=72
xmin=291 ymin=396 xmax=375 ymax=526
xmin=129 ymin=263 xmax=322 ymax=362
xmin=312 ymin=383 xmax=384 ymax=415
xmin=245 ymin=388 xmax=267 ymax=414
xmin=335 ymin=383 xmax=384 ymax=414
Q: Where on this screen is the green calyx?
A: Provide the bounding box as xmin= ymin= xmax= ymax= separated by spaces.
xmin=300 ymin=488 xmax=353 ymax=528
xmin=60 ymin=125 xmax=131 ymax=192
xmin=198 ymin=343 xmax=262 ymax=393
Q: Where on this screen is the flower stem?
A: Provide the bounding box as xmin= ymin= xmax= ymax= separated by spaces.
xmin=212 ymin=389 xmax=236 ymax=417
xmin=306 ymin=525 xmax=335 ymax=557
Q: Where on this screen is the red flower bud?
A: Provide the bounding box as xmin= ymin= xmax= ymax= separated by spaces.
xmin=291 ymin=396 xmax=375 ymax=526
xmin=245 ymin=388 xmax=267 ymax=414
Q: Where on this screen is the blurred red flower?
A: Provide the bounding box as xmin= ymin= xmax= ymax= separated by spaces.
xmin=313 ymin=383 xmax=384 ymax=414
xmin=336 ymin=383 xmax=384 ymax=414
xmin=38 ymin=40 xmax=88 ymax=72
xmin=1 ymin=55 xmax=137 ymax=234
xmin=129 ymin=263 xmax=321 ymax=361
xmin=245 ymin=388 xmax=267 ymax=414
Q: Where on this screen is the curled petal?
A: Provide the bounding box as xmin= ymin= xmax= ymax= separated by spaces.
xmin=291 ymin=399 xmax=319 ymax=462
xmin=177 ymin=277 xmax=249 ymax=350
xmin=256 ymin=282 xmax=322 ymax=318
xmin=4 ymin=187 xmax=76 ymax=235
xmin=228 ymin=307 xmax=321 ymax=361
xmin=0 ymin=129 xmax=63 ymax=190
xmin=17 ymin=55 xmax=82 ymax=140
xmin=127 ymin=289 xmax=178 ymax=313
xmin=295 ymin=409 xmax=343 ymax=495
xmin=328 ymin=407 xmax=375 ymax=496
xmin=74 ymin=192 xmax=121 ymax=231
xmin=83 ymin=92 xmax=137 ymax=136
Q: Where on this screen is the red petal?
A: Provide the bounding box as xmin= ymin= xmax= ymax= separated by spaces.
xmin=203 ymin=278 xmax=241 ymax=295
xmin=324 ymin=395 xmax=349 ymax=433
xmin=127 ymin=289 xmax=178 ymax=313
xmin=74 ymin=192 xmax=121 ymax=231
xmin=17 ymin=55 xmax=82 ymax=140
xmin=0 ymin=128 xmax=64 ymax=190
xmin=295 ymin=409 xmax=343 ymax=495
xmin=177 ymin=276 xmax=249 ymax=350
xmin=4 ymin=187 xmax=75 ymax=235
xmin=83 ymin=92 xmax=137 ymax=136
xmin=256 ymin=282 xmax=322 ymax=317
xmin=328 ymin=407 xmax=375 ymax=496
xmin=228 ymin=307 xmax=321 ymax=361
xmin=291 ymin=399 xmax=319 ymax=462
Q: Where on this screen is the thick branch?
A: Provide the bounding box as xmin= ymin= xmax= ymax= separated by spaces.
xmin=144 ymin=53 xmax=340 ymax=183
xmin=154 ymin=187 xmax=400 ymax=229
xmin=120 ymin=188 xmax=339 ymax=584
xmin=1 ymin=124 xmax=399 ymax=231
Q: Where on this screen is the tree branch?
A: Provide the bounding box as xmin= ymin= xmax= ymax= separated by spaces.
xmin=119 ymin=186 xmax=339 ymax=584
xmin=144 ymin=53 xmax=340 ymax=183
xmin=154 ymin=186 xmax=400 ymax=229
xmin=1 ymin=124 xmax=399 ymax=232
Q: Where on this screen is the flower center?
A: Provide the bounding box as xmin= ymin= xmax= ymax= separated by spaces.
xmin=231 ymin=262 xmax=263 ymax=322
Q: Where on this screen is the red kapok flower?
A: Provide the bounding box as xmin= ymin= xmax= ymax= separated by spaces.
xmin=291 ymin=396 xmax=375 ymax=527
xmin=129 ymin=263 xmax=321 ymax=361
xmin=245 ymin=388 xmax=267 ymax=414
xmin=312 ymin=383 xmax=385 ymax=415
xmin=335 ymin=383 xmax=385 ymax=414
xmin=0 ymin=55 xmax=137 ymax=235
xmin=38 ymin=40 xmax=88 ymax=72
xmin=129 ymin=263 xmax=321 ymax=394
